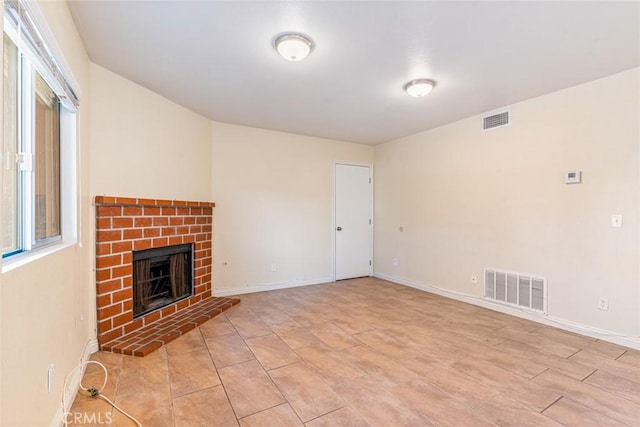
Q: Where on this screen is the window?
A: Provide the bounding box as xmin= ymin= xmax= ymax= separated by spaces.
xmin=2 ymin=1 xmax=78 ymax=259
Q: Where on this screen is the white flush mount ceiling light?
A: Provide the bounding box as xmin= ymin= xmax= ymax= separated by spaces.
xmin=404 ymin=79 xmax=437 ymax=97
xmin=274 ymin=32 xmax=314 ymax=62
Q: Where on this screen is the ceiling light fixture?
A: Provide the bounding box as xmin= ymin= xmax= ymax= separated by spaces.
xmin=274 ymin=32 xmax=314 ymax=62
xmin=404 ymin=79 xmax=437 ymax=97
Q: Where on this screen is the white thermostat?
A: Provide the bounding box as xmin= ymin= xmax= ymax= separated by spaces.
xmin=564 ymin=171 xmax=582 ymax=184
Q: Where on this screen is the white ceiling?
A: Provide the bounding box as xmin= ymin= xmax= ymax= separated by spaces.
xmin=68 ymin=1 xmax=639 ymax=145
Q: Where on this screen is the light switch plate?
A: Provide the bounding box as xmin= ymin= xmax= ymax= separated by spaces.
xmin=564 ymin=171 xmax=582 ymax=184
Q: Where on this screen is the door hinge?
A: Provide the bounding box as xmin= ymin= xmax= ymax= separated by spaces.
xmin=369 ymin=260 xmax=372 ymax=266
xmin=369 ymin=218 xmax=372 ymax=225
xmin=369 ymin=178 xmax=372 ymax=184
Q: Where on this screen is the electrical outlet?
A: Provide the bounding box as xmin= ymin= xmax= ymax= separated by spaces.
xmin=270 ymin=263 xmax=277 ymax=272
xmin=598 ymin=297 xmax=609 ymax=311
xmin=471 ymin=275 xmax=478 ymax=284
xmin=392 ymin=258 xmax=398 ymax=267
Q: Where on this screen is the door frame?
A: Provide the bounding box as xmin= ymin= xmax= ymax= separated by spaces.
xmin=332 ymin=161 xmax=374 ymax=282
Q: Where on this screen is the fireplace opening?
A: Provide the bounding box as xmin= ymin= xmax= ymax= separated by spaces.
xmin=133 ymin=243 xmax=193 ymax=318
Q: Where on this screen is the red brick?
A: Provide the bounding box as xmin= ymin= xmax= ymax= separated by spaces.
xmin=161 ymin=227 xmax=176 ymax=236
xmin=115 ymin=197 xmax=137 ymax=205
xmin=112 ymin=265 xmax=131 ymax=278
xmin=145 ymin=206 xmax=161 ymax=216
xmin=96 ymin=254 xmax=122 ymax=269
xmin=135 ymin=217 xmax=153 ymax=227
xmin=112 ymin=288 xmax=132 ymax=303
xmin=169 ymin=217 xmax=183 ymax=226
xmin=137 ymin=198 xmax=156 ymax=206
xmin=153 ymin=217 xmax=169 ymax=226
xmin=97 ymin=229 xmax=122 ymax=243
xmin=176 ymin=226 xmax=190 ymax=235
xmin=96 ymin=243 xmax=111 ymax=256
xmin=183 ymin=216 xmax=196 ymax=225
xmin=156 ymin=199 xmax=172 ymax=206
xmin=162 ymin=207 xmax=177 ymax=216
xmin=98 ymin=303 xmax=122 ymax=321
xmin=123 ymin=299 xmax=133 ymax=312
xmin=177 ymin=208 xmax=189 ymax=216
xmin=96 ymin=268 xmax=111 ymax=282
xmin=168 ymin=236 xmax=183 ymax=245
xmin=173 ymin=200 xmax=187 ymax=207
xmin=122 ymin=252 xmax=132 ymax=264
xmin=177 ymin=300 xmax=190 ymax=310
xmin=134 ymin=239 xmax=152 ymax=250
xmin=111 ymin=241 xmax=133 ymax=253
xmin=123 ymin=276 xmax=133 ymax=287
xmin=124 ymin=318 xmax=144 ymax=334
xmin=190 ymin=225 xmax=202 ymax=234
xmin=144 ymin=228 xmax=161 ymax=238
xmin=144 ymin=311 xmax=161 ymax=325
xmin=112 ymin=312 xmax=133 ymax=328
xmin=97 ymin=217 xmax=112 ymax=229
xmin=123 ymin=206 xmax=143 ymax=216
xmin=184 ymin=235 xmax=195 ymax=243
xmin=97 ymin=293 xmax=111 ymax=307
xmin=97 ymin=319 xmax=112 ymax=334
xmin=202 ymin=224 xmax=212 ymax=233
xmin=152 ymin=237 xmax=169 ymax=247
xmin=123 ymin=229 xmax=143 ymax=240
xmin=113 ymin=217 xmax=134 ymax=228
xmin=99 ymin=328 xmax=123 ymax=345
xmin=97 ymin=279 xmax=122 ymax=294
xmin=96 ymin=206 xmax=121 ymax=217
xmin=190 ymin=208 xmax=203 ymax=216
xmin=161 ymin=305 xmax=177 ymax=317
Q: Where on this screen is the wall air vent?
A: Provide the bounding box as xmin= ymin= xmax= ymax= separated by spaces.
xmin=485 ymin=268 xmax=546 ymax=314
xmin=482 ymin=111 xmax=510 ymax=130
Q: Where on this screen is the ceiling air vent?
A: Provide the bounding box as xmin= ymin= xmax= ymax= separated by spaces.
xmin=483 ymin=111 xmax=510 ymax=131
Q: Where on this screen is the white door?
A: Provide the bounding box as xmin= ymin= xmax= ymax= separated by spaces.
xmin=335 ymin=164 xmax=372 ymax=280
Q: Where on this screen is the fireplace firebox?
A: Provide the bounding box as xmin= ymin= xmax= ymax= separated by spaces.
xmin=133 ymin=243 xmax=193 ymax=318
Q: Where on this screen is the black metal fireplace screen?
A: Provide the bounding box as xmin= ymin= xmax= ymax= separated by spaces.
xmin=132 ymin=243 xmax=193 ymax=318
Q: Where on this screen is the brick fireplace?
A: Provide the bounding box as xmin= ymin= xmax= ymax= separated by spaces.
xmin=94 ymin=196 xmax=238 ymax=356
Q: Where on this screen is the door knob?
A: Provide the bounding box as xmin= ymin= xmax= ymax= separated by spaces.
xmin=336 ymin=226 xmax=342 ymax=231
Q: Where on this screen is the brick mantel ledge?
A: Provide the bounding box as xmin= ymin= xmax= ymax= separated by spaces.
xmin=95 ymin=195 xmax=215 ymax=208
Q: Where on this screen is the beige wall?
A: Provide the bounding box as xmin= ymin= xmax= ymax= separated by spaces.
xmin=211 ymin=122 xmax=374 ymax=294
xmin=89 ymin=63 xmax=212 ymax=201
xmin=0 ymin=1 xmax=93 ymax=425
xmin=374 ymin=68 xmax=640 ymax=339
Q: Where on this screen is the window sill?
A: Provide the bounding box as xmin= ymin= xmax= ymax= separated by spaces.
xmin=1 ymin=241 xmax=77 ymax=274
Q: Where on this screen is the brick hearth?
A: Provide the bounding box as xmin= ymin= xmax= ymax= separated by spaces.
xmin=94 ymin=196 xmax=239 ymax=356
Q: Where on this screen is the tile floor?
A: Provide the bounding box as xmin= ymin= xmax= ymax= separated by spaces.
xmin=71 ymin=277 xmax=640 ymax=426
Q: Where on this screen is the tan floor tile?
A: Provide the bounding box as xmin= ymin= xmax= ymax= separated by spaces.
xmin=617 ymin=350 xmax=640 ymax=368
xmin=168 ymin=348 xmax=221 ymax=397
xmin=200 ymin=315 xmax=237 ymax=338
xmin=452 ymin=357 xmax=561 ymax=412
xmin=583 ymin=369 xmax=640 ymax=404
xmin=219 ymin=359 xmax=286 ymax=418
xmin=269 ymin=362 xmax=344 ymax=422
xmin=296 ymin=344 xmax=367 ymax=386
xmin=352 ymin=329 xmax=420 ymax=360
xmin=228 ymin=316 xmax=273 ymax=339
xmin=205 ymin=333 xmax=255 ymax=368
xmin=342 ymin=345 xmax=419 ymax=387
xmin=273 ymin=326 xmax=323 ymax=350
xmin=311 ymin=324 xmax=362 ymax=351
xmin=392 ymin=378 xmax=498 ymax=427
xmin=542 ymin=397 xmax=627 ymax=426
xmin=304 ymin=406 xmax=370 ymax=427
xmin=164 ymin=327 xmax=207 ymax=355
xmin=245 ymin=334 xmax=301 ymax=370
xmin=173 ymin=385 xmax=238 ymax=427
xmin=532 ymin=369 xmax=640 ymax=426
xmin=475 ymin=393 xmax=562 ymax=426
xmin=495 ymin=339 xmax=595 ymax=380
xmin=570 ymin=350 xmax=640 ymax=380
xmin=403 ymin=356 xmax=498 ymax=405
xmin=333 ymin=375 xmax=434 ymax=426
xmin=239 ymin=403 xmax=303 ymax=427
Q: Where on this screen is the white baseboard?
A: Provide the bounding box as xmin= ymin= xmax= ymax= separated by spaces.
xmin=213 ymin=276 xmax=333 ymax=297
xmin=374 ymin=272 xmax=640 ymax=350
xmin=50 ymin=338 xmax=99 ymax=427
